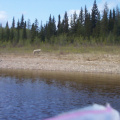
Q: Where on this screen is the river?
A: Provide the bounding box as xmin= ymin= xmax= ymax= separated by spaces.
xmin=0 ymin=69 xmax=120 ymax=120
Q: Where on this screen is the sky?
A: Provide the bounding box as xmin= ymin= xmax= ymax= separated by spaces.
xmin=0 ymin=0 xmax=120 ymax=27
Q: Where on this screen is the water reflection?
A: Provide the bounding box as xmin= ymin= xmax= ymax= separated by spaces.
xmin=0 ymin=69 xmax=120 ymax=119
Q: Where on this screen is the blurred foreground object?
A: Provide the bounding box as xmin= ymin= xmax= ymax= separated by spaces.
xmin=44 ymin=104 xmax=120 ymax=120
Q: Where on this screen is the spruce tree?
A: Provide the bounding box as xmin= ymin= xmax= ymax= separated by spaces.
xmin=10 ymin=28 xmax=14 ymax=43
xmin=91 ymin=0 xmax=99 ymax=31
xmin=85 ymin=13 xmax=92 ymax=38
xmin=46 ymin=14 xmax=52 ymax=39
xmin=77 ymin=7 xmax=84 ymax=36
xmin=5 ymin=21 xmax=10 ymax=42
xmin=94 ymin=12 xmax=101 ymax=38
xmin=113 ymin=9 xmax=115 ymax=23
xmin=20 ymin=14 xmax=24 ymax=29
xmin=12 ymin=17 xmax=15 ymax=28
xmin=39 ymin=21 xmax=45 ymax=42
xmin=108 ymin=10 xmax=113 ymax=32
xmin=63 ymin=12 xmax=69 ymax=33
xmin=84 ymin=6 xmax=91 ymax=38
xmin=57 ymin=14 xmax=62 ymax=35
xmin=84 ymin=5 xmax=88 ymax=30
xmin=16 ymin=20 xmax=20 ymax=44
xmin=52 ymin=16 xmax=56 ymax=35
xmin=1 ymin=28 xmax=4 ymax=42
xmin=72 ymin=11 xmax=78 ymax=34
xmin=31 ymin=23 xmax=35 ymax=43
xmin=79 ymin=7 xmax=84 ymax=25
xmin=46 ymin=15 xmax=56 ymax=40
xmin=34 ymin=18 xmax=39 ymax=36
xmin=27 ymin=19 xmax=31 ymax=29
xmin=22 ymin=21 xmax=27 ymax=40
xmin=100 ymin=2 xmax=109 ymax=37
xmin=116 ymin=6 xmax=120 ymax=37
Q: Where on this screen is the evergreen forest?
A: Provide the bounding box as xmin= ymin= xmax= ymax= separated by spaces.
xmin=0 ymin=0 xmax=120 ymax=47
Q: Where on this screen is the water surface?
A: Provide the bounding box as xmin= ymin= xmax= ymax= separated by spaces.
xmin=0 ymin=69 xmax=120 ymax=120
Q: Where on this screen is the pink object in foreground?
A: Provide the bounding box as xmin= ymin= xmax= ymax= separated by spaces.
xmin=44 ymin=104 xmax=120 ymax=120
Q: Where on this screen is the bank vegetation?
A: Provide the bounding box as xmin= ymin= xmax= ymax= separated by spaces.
xmin=0 ymin=0 xmax=120 ymax=53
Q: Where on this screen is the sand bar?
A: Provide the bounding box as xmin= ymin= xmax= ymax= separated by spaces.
xmin=0 ymin=53 xmax=120 ymax=74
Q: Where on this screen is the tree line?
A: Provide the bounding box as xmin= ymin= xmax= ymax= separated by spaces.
xmin=0 ymin=0 xmax=120 ymax=46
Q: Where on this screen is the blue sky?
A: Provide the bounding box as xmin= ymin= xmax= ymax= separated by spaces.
xmin=0 ymin=0 xmax=120 ymax=27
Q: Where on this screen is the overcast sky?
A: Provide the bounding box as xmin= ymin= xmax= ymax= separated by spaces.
xmin=0 ymin=0 xmax=120 ymax=27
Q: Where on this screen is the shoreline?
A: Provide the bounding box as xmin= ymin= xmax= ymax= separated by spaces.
xmin=0 ymin=53 xmax=120 ymax=74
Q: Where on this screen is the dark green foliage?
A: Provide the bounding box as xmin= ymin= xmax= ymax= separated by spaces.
xmin=79 ymin=7 xmax=84 ymax=25
xmin=27 ymin=19 xmax=31 ymax=30
xmin=34 ymin=18 xmax=39 ymax=36
xmin=115 ymin=6 xmax=120 ymax=37
xmin=12 ymin=17 xmax=15 ymax=28
xmin=20 ymin=14 xmax=24 ymax=29
xmin=30 ymin=23 xmax=36 ymax=43
xmin=22 ymin=21 xmax=27 ymax=40
xmin=57 ymin=14 xmax=62 ymax=35
xmin=10 ymin=28 xmax=14 ymax=43
xmin=108 ymin=10 xmax=113 ymax=32
xmin=16 ymin=20 xmax=20 ymax=44
xmin=91 ymin=0 xmax=99 ymax=31
xmin=0 ymin=1 xmax=120 ymax=46
xmin=39 ymin=22 xmax=45 ymax=42
xmin=44 ymin=15 xmax=56 ymax=42
xmin=5 ymin=21 xmax=10 ymax=42
xmin=84 ymin=6 xmax=92 ymax=38
xmin=93 ymin=12 xmax=101 ymax=38
xmin=76 ymin=7 xmax=84 ymax=36
xmin=63 ymin=12 xmax=69 ymax=33
xmin=0 ymin=28 xmax=4 ymax=42
xmin=100 ymin=3 xmax=109 ymax=37
xmin=70 ymin=11 xmax=78 ymax=35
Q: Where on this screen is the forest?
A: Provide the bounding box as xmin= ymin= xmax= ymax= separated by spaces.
xmin=0 ymin=0 xmax=120 ymax=47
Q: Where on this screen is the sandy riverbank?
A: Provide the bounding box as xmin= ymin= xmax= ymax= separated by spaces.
xmin=0 ymin=53 xmax=120 ymax=74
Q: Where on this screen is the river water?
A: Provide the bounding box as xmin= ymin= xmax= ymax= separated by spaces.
xmin=0 ymin=69 xmax=120 ymax=120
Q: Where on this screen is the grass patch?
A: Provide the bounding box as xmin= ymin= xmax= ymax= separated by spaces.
xmin=0 ymin=43 xmax=120 ymax=55
xmin=41 ymin=44 xmax=120 ymax=55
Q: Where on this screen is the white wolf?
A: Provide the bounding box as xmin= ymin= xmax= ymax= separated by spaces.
xmin=33 ymin=49 xmax=41 ymax=55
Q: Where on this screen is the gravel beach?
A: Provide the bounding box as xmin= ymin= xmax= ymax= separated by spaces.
xmin=0 ymin=53 xmax=120 ymax=74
